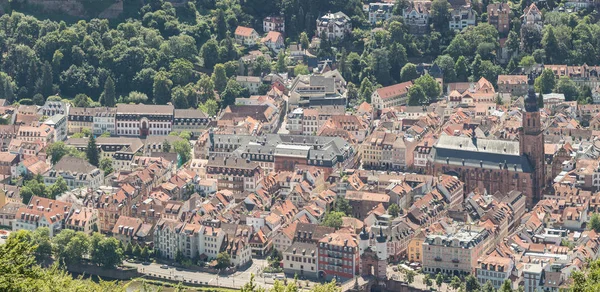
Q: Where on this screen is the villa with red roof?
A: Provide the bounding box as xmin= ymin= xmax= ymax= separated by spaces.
xmin=371 ymin=81 xmax=413 ymax=110
xmin=234 ymin=26 xmax=259 ymax=46
xmin=261 ymin=31 xmax=284 ymax=53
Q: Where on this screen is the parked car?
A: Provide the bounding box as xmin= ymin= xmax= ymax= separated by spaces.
xmin=160 ymin=265 xmax=169 ymax=269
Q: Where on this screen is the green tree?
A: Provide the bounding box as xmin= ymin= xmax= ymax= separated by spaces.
xmin=173 ymin=140 xmax=192 ymax=165
xmin=201 ymin=39 xmax=220 ymax=70
xmin=334 ymin=197 xmax=352 ymax=216
xmin=133 ymin=244 xmax=141 ymax=258
xmin=423 ymin=274 xmax=432 ymax=288
xmin=212 ymin=64 xmax=228 ymax=92
xmin=347 ymin=82 xmax=359 ymax=104
xmin=153 ymin=71 xmax=173 ymax=105
xmin=0 ymin=73 xmax=16 ymax=102
xmin=388 ymin=43 xmax=407 ymax=82
xmin=465 ymin=275 xmax=480 ymax=291
xmin=479 ymin=60 xmax=504 ymax=87
xmin=86 ymin=135 xmax=99 ymax=167
xmin=519 ymin=55 xmax=536 ymax=71
xmin=141 ymin=246 xmax=150 ymax=261
xmin=170 ymin=59 xmax=195 ymax=85
xmin=31 ymin=227 xmax=52 ymax=263
xmin=47 ymin=142 xmax=68 ymax=165
xmin=322 ymin=211 xmax=344 ymax=229
xmin=400 ymin=63 xmax=419 ymax=82
xmin=52 ymin=230 xmax=89 ymax=266
xmin=388 ymin=204 xmax=400 ymax=218
xmin=431 ymin=0 xmax=451 ymax=31
xmin=99 ymin=158 xmax=113 ymax=176
xmin=359 ymin=78 xmax=374 ymax=103
xmin=405 ymin=270 xmax=415 ymax=284
xmin=455 ymin=56 xmax=469 ymax=82
xmin=414 ymin=74 xmax=441 ymax=102
xmin=471 ymin=54 xmax=482 ymax=80
xmin=506 ymin=30 xmax=520 ymax=56
xmin=1 ymin=230 xmax=126 ymax=291
xmin=100 ymin=76 xmax=116 ymax=107
xmin=482 ymin=280 xmax=495 ymax=292
xmin=535 ymin=69 xmax=556 ymax=94
xmin=294 ymin=64 xmax=309 ymax=76
xmin=450 ymin=276 xmax=462 ymax=291
xmin=276 ymin=51 xmax=287 ymax=73
xmin=499 ymin=279 xmax=513 ymax=292
xmin=215 ymin=9 xmax=228 ymax=40
xmin=92 ymin=237 xmax=123 ymax=269
xmin=162 ymin=140 xmax=172 ymax=152
xmin=252 ymin=55 xmax=272 ymax=76
xmin=199 ymin=99 xmax=219 ymax=116
xmin=370 ymin=48 xmax=392 ymax=85
xmin=556 ymin=76 xmax=580 ymax=101
xmin=35 ymin=61 xmax=54 ymax=98
xmin=124 ymin=242 xmax=133 ymax=256
xmin=435 ymin=55 xmax=456 ymax=82
xmin=590 ymin=213 xmax=600 ymax=232
xmin=179 ymin=131 xmax=192 ymax=140
xmin=123 ymin=91 xmax=149 ymax=104
xmin=72 ymin=94 xmax=92 ymax=108
xmin=435 ymin=273 xmax=444 ymax=290
xmin=300 ymin=32 xmax=310 ymax=50
xmin=216 ymin=251 xmax=231 ymax=269
xmin=407 ymin=84 xmax=426 ymax=106
xmin=49 ymin=177 xmax=68 ymax=199
xmin=197 ymin=74 xmax=215 ymax=103
xmin=221 ymin=78 xmax=243 ymax=107
xmin=542 ymin=26 xmax=560 ymax=63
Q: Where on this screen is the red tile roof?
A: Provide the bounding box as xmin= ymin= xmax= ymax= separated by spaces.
xmin=235 ymin=26 xmax=257 ymax=37
xmin=375 ymin=81 xmax=413 ymax=100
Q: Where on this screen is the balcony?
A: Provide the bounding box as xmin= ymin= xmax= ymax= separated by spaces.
xmin=434 ymin=256 xmax=442 ymax=262
xmin=452 ymin=259 xmax=460 ymax=263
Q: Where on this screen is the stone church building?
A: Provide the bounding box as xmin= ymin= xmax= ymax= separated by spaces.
xmin=428 ymin=75 xmax=545 ymax=208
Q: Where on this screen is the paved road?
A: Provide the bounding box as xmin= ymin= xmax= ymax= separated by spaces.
xmin=124 ymin=259 xmax=317 ymax=290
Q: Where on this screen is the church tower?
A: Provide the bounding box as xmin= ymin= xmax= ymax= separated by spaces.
xmin=520 ymin=73 xmax=545 ymax=206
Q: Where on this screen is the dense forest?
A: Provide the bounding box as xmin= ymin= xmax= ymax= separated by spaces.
xmin=0 ymin=0 xmax=599 ymax=110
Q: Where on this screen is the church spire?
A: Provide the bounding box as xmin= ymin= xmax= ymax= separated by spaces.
xmin=525 ymin=72 xmax=539 ymax=113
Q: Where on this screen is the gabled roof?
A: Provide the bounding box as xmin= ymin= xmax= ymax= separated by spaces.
xmin=235 ymin=26 xmax=257 ymax=37
xmin=375 ymin=81 xmax=413 ymax=100
xmin=261 ymin=31 xmax=283 ymax=43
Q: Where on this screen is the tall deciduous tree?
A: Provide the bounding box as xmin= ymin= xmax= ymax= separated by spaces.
xmin=359 ymin=78 xmax=374 ymax=103
xmin=212 ymin=64 xmax=228 ymax=92
xmin=91 ymin=237 xmax=123 ymax=269
xmin=196 ymin=74 xmax=215 ymax=103
xmin=201 ymin=39 xmax=220 ymax=70
xmin=221 ymin=78 xmax=243 ymax=107
xmin=414 ymin=74 xmax=441 ymax=102
xmin=535 ymin=68 xmax=556 ymax=94
xmin=322 ymin=211 xmax=344 ymax=229
xmin=455 ymin=56 xmax=469 ymax=82
xmin=35 ymin=61 xmax=54 ymax=98
xmin=153 ymin=71 xmax=173 ymax=105
xmin=431 ymin=0 xmax=451 ymax=31
xmin=400 ymin=63 xmax=419 ymax=82
xmin=370 ymin=48 xmax=392 ymax=86
xmin=407 ymin=84 xmax=426 ymax=106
